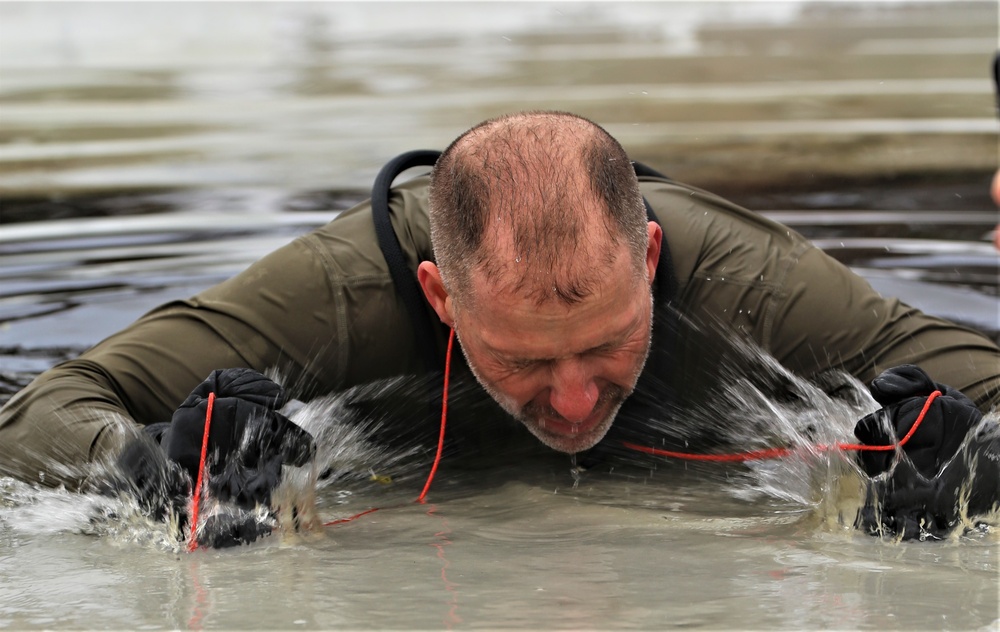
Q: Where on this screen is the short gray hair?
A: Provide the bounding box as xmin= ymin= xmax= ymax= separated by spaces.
xmin=428 ymin=111 xmax=647 ymax=305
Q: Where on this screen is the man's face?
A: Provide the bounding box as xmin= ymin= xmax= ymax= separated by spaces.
xmin=453 ymin=248 xmax=655 ymax=454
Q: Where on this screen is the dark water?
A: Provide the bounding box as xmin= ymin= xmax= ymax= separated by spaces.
xmin=1 ymin=1 xmax=998 ymax=629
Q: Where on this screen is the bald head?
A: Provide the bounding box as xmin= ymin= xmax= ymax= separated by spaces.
xmin=428 ymin=111 xmax=648 ymax=307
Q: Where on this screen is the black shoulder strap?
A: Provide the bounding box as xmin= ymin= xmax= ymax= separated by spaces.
xmin=371 ymin=149 xmax=443 ymax=374
xmin=632 ymin=160 xmax=672 ymax=182
xmin=371 ymin=152 xmax=680 ymax=375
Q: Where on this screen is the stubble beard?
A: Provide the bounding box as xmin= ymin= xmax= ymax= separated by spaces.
xmin=518 ymin=385 xmax=628 ymax=453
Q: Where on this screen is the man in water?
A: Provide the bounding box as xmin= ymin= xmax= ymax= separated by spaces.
xmin=1 ymin=112 xmax=997 ymax=536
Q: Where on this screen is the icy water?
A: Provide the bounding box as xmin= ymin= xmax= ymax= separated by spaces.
xmin=1 ymin=1 xmax=999 ymax=630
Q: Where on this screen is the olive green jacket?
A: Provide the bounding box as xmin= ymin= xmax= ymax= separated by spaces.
xmin=2 ymin=175 xmax=997 ymax=486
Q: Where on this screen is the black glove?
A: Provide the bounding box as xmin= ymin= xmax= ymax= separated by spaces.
xmin=853 ymin=365 xmax=999 ymax=540
xmin=854 ymin=364 xmax=982 ymax=478
xmin=100 ymin=368 xmax=315 ymax=547
xmin=197 ymin=511 xmax=277 ymax=549
xmin=163 ymin=368 xmax=316 ymax=509
xmin=100 ymin=424 xmax=191 ymax=526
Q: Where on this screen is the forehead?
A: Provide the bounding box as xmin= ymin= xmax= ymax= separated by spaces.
xmin=464 ymin=247 xmax=647 ymax=357
xmin=470 ymin=224 xmax=628 ymax=297
xmin=473 ymin=202 xmax=624 ymax=297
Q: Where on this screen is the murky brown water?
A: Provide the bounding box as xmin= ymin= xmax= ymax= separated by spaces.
xmin=1 ymin=2 xmax=998 ymax=630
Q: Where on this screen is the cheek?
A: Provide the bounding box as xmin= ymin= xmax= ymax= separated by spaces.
xmin=464 ymin=349 xmax=544 ymax=405
xmin=464 ymin=339 xmax=650 ymax=406
xmin=516 ymin=355 xmax=641 ymax=404
xmin=600 ymin=355 xmax=646 ymax=387
xmin=492 ymin=370 xmax=550 ymax=406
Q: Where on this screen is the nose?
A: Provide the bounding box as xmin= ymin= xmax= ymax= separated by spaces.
xmin=548 ymin=359 xmax=599 ymax=423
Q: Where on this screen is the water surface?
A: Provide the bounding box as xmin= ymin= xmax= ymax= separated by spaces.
xmin=1 ymin=2 xmax=998 ymax=630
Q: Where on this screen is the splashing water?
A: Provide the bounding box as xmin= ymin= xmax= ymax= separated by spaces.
xmin=0 ymin=375 xmax=446 ymax=550
xmin=1 ymin=477 xmax=187 ymax=551
xmin=593 ymin=305 xmax=999 ymax=539
xmin=2 ymin=312 xmax=997 ymax=549
xmin=268 ymin=377 xmax=440 ymax=535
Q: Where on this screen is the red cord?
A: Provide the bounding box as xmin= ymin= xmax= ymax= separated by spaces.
xmin=323 ymin=507 xmax=380 ymax=526
xmin=324 ymin=327 xmax=456 ymax=527
xmin=187 ymin=391 xmax=215 ymax=552
xmin=324 ymin=340 xmax=938 ymax=526
xmin=623 ymin=389 xmax=942 ymax=462
xmin=185 ymin=332 xmax=457 ymax=537
xmin=417 ymin=327 xmax=455 ymax=503
xmin=623 ymin=444 xmax=793 ymax=462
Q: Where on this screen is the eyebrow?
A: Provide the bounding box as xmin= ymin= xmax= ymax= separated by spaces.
xmin=491 ymin=312 xmax=642 ymax=366
xmin=499 ymin=341 xmax=620 ymax=367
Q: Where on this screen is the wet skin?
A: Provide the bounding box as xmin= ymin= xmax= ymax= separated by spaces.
xmin=419 ymin=222 xmax=662 ymax=453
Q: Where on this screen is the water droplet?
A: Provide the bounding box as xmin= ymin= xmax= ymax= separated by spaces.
xmin=569 ymin=453 xmax=585 ymax=488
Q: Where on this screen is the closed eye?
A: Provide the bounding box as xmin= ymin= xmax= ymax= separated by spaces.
xmin=505 ymin=344 xmax=618 ymax=370
xmin=506 ymin=357 xmax=546 ymax=372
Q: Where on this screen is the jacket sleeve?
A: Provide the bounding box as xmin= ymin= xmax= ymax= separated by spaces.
xmin=767 ymin=244 xmax=1000 ymax=411
xmin=0 ymin=176 xmax=441 ymax=488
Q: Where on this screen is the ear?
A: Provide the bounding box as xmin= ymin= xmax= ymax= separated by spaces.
xmin=645 ymin=221 xmax=662 ymax=285
xmin=417 ymin=261 xmax=455 ymax=327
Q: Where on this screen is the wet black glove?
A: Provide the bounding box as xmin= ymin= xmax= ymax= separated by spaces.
xmin=854 ymin=364 xmax=981 ymax=478
xmin=853 ymin=365 xmax=999 ymax=540
xmin=104 ymin=431 xmax=276 ymax=548
xmin=197 ymin=511 xmax=277 ymax=549
xmin=100 ymin=368 xmax=314 ymax=548
xmin=163 ymin=368 xmax=316 ymax=509
xmin=101 ymin=424 xmax=191 ymax=525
